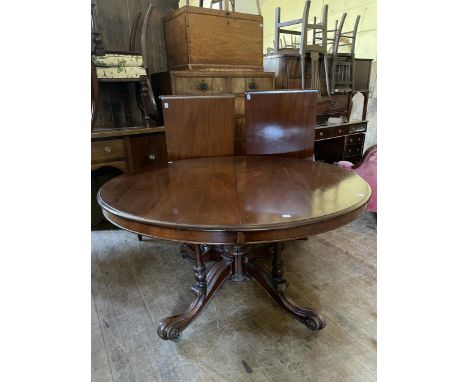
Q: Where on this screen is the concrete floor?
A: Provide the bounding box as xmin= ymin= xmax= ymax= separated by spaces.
xmin=92 ymin=212 xmax=376 ymax=382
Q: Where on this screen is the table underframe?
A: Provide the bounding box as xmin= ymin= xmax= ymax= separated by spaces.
xmin=157 ymin=243 xmax=326 ymax=340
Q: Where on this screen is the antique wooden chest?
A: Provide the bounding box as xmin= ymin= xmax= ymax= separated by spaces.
xmin=164 ymin=6 xmax=264 ymax=71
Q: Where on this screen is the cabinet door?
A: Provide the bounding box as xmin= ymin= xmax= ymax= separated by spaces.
xmin=127 ymin=133 xmax=168 ymax=171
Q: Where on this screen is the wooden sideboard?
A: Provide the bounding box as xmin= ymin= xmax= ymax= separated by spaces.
xmin=91 ymin=127 xmax=167 ymax=173
xmin=315 ymin=120 xmax=367 ymax=164
xmin=91 ymin=127 xmax=168 ymax=228
xmin=151 ymin=70 xmax=275 ymax=155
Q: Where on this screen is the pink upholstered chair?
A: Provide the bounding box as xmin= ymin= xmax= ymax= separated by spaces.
xmin=337 ymin=144 xmax=377 ymax=212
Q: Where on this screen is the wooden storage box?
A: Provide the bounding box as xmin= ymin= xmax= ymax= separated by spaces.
xmin=164 ymin=6 xmax=264 ymax=71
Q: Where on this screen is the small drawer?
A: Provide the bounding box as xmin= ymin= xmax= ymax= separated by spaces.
xmin=348 ymin=122 xmax=367 ymax=134
xmin=231 ymin=76 xmax=274 ymax=93
xmin=316 ymin=124 xmax=349 ymax=140
xmin=91 ymin=139 xmax=125 ymax=163
xmin=345 ymin=133 xmax=365 ymax=145
xmin=344 ymin=144 xmax=364 ymax=157
xmin=174 ymin=76 xmax=228 ymax=95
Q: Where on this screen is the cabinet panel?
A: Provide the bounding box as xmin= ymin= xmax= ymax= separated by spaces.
xmin=344 ymin=144 xmax=364 ymax=157
xmin=345 ymin=133 xmax=365 ymax=145
xmin=127 ymin=133 xmax=168 ymax=171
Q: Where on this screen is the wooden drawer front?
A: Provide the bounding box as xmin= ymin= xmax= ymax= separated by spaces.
xmin=348 ymin=122 xmax=367 ymax=134
xmin=91 ymin=139 xmax=125 ymax=163
xmin=128 ymin=133 xmax=168 ymax=171
xmin=345 ymin=133 xmax=365 ymax=145
xmin=315 ymin=124 xmax=350 ymax=140
xmin=230 ymin=76 xmax=274 ymax=94
xmin=317 ymin=94 xmax=349 ymax=114
xmin=235 ymin=118 xmax=245 ymax=140
xmin=344 ymin=144 xmax=364 ymax=157
xmin=173 ymin=76 xmax=228 ymax=95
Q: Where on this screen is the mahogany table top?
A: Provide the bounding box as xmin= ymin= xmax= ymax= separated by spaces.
xmin=98 ymin=156 xmax=371 ymax=244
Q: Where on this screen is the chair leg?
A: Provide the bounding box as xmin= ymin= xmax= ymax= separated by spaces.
xmin=137 ymin=234 xmax=143 ymax=241
xmin=121 ymin=84 xmax=132 ymax=127
xmin=274 ymin=7 xmax=281 ymax=54
xmin=138 ymin=75 xmax=157 ymax=127
xmin=300 ymin=53 xmax=306 ymax=90
xmin=91 ymin=65 xmax=99 ymax=130
xmin=323 ymin=52 xmax=332 ymax=99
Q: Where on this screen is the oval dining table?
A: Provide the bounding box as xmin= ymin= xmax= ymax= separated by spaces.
xmin=98 ymin=156 xmax=371 ymax=340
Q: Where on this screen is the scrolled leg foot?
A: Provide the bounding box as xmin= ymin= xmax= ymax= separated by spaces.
xmin=305 ymin=315 xmax=326 ymax=331
xmin=157 ymin=320 xmax=181 ymax=341
xmin=157 ymin=254 xmax=231 ymax=340
xmin=246 ymin=246 xmax=326 ymax=332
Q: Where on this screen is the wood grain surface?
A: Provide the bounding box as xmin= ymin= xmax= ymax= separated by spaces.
xmin=160 ymin=96 xmax=235 ymax=161
xmin=98 ymin=156 xmax=371 ymax=244
xmin=244 ymin=90 xmax=318 ymax=158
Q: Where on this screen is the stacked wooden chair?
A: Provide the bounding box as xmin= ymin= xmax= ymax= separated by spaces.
xmin=328 ymin=13 xmax=361 ymax=93
xmin=274 ymin=0 xmax=331 ymax=97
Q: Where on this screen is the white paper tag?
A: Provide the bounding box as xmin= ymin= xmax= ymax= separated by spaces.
xmin=246 ymin=94 xmax=251 ymax=100
xmin=164 ymin=102 xmax=169 ymax=109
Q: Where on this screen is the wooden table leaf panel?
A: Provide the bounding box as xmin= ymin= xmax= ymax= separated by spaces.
xmin=98 ymin=156 xmax=371 ymax=340
xmin=151 ymin=70 xmax=275 ymax=155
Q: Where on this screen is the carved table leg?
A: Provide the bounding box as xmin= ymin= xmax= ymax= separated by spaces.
xmin=245 ymin=243 xmax=326 ymax=331
xmin=158 ymin=245 xmax=231 ymax=340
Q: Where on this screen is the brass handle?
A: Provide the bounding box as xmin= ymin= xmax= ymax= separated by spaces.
xmin=338 ymin=129 xmax=342 ymax=133
xmin=248 ymin=81 xmax=257 ymax=90
xmin=148 ymin=153 xmax=156 ymax=160
xmin=349 ymin=138 xmax=353 ymax=143
xmin=319 ymin=132 xmax=324 ymax=136
xmin=104 ymin=145 xmax=112 ymax=153
xmin=198 ymin=81 xmax=209 ymax=92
